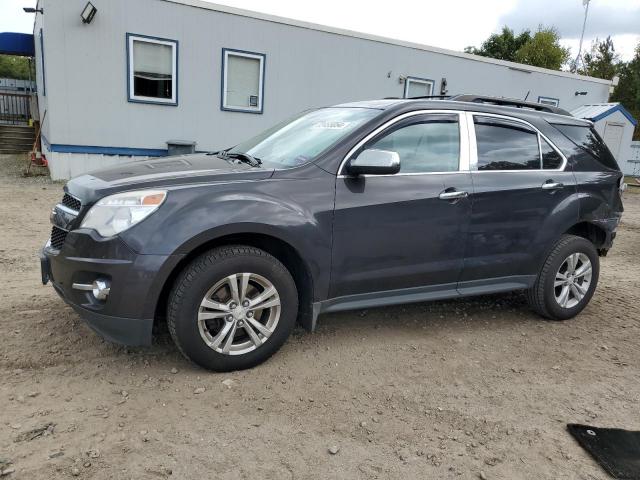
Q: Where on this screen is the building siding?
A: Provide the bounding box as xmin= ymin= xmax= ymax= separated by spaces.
xmin=35 ymin=0 xmax=613 ymax=178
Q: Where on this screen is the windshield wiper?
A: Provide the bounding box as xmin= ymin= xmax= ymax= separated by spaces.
xmin=223 ymin=151 xmax=263 ymax=167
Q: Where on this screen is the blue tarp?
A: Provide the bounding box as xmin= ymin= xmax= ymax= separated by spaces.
xmin=0 ymin=32 xmax=35 ymax=57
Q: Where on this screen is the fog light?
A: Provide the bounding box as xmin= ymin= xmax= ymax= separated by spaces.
xmin=72 ymin=279 xmax=111 ymax=300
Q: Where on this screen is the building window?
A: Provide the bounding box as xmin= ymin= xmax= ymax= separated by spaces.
xmin=127 ymin=34 xmax=178 ymax=105
xmin=403 ymin=77 xmax=434 ymax=98
xmin=538 ymin=96 xmax=559 ymax=107
xmin=221 ymin=49 xmax=265 ymax=113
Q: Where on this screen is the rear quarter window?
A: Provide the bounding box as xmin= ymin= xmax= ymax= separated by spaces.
xmin=552 ymin=124 xmax=619 ymax=171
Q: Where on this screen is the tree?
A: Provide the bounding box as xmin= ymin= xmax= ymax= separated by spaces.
xmin=466 ymin=25 xmax=570 ymax=71
xmin=0 ymin=54 xmax=32 ymax=80
xmin=514 ymin=27 xmax=570 ymax=70
xmin=611 ymin=42 xmax=640 ymax=140
xmin=581 ymin=36 xmax=619 ymax=79
xmin=464 ymin=27 xmax=531 ymax=63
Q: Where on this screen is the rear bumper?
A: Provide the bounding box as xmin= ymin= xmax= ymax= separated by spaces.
xmin=40 ymin=230 xmax=183 ymax=346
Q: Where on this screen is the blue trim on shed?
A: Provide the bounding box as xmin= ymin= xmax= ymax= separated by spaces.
xmin=48 ymin=143 xmax=168 ymax=156
xmin=0 ymin=32 xmax=34 ymax=56
xmin=126 ymin=33 xmax=179 ymax=106
xmin=220 ymin=48 xmax=266 ymax=114
xmin=591 ymin=104 xmax=637 ymax=127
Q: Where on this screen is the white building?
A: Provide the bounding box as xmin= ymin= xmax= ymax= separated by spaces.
xmin=31 ymin=0 xmax=616 ymax=179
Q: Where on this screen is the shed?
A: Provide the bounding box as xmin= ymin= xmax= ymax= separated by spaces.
xmin=571 ymin=103 xmax=638 ymax=176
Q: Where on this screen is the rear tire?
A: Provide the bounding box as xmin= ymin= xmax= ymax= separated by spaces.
xmin=167 ymin=245 xmax=298 ymax=372
xmin=526 ymin=235 xmax=599 ymax=320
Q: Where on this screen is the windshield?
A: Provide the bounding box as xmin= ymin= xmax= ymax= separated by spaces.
xmin=228 ymin=107 xmax=380 ymax=168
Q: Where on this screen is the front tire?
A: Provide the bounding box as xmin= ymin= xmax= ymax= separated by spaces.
xmin=167 ymin=246 xmax=298 ymax=371
xmin=526 ymin=234 xmax=599 ymax=320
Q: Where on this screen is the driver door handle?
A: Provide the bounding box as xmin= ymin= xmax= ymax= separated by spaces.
xmin=439 ymin=190 xmax=468 ymax=200
xmin=541 ymin=181 xmax=564 ymax=190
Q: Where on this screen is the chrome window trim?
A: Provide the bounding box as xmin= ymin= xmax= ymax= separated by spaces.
xmin=469 ymin=112 xmax=568 ymax=172
xmin=337 ymin=110 xmax=469 ymax=178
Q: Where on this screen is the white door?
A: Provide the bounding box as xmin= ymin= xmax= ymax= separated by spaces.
xmin=602 ymin=122 xmax=625 ymax=160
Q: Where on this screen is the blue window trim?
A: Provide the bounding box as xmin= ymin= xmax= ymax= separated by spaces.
xmin=403 ymin=76 xmax=435 ymax=98
xmin=221 ymin=48 xmax=266 ymax=114
xmin=126 ymin=33 xmax=179 ymax=106
xmin=592 ymin=104 xmax=638 ymax=127
xmin=39 ymin=29 xmax=46 ymax=96
xmin=538 ymin=96 xmax=560 ymax=107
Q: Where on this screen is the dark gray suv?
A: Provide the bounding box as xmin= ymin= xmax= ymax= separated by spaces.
xmin=41 ymin=96 xmax=624 ymax=371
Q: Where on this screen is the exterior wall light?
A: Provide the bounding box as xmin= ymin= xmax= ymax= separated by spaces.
xmin=81 ymin=2 xmax=97 ymax=24
xmin=575 ymin=91 xmax=588 ymax=96
xmin=23 ymin=7 xmax=44 ymax=13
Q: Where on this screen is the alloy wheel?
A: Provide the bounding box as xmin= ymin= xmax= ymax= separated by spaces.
xmin=197 ymin=273 xmax=281 ymax=355
xmin=554 ymin=253 xmax=592 ymax=309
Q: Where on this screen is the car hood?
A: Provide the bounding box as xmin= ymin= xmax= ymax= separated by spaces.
xmin=65 ymin=154 xmax=275 ymax=203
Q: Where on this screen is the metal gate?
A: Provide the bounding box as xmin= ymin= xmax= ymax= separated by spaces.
xmin=0 ymin=92 xmax=31 ymax=125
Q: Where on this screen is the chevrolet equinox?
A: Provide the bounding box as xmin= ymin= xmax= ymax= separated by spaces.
xmin=41 ymin=96 xmax=624 ymax=371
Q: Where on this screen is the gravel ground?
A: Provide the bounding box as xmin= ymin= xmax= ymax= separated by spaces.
xmin=1 ymin=154 xmax=639 ymax=479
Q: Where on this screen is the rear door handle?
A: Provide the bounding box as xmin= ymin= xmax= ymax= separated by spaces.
xmin=439 ymin=190 xmax=468 ymax=200
xmin=541 ymin=182 xmax=564 ymax=190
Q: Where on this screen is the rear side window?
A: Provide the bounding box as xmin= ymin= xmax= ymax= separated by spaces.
xmin=367 ymin=115 xmax=460 ymax=173
xmin=552 ymin=124 xmax=619 ymax=170
xmin=474 ymin=116 xmax=540 ymax=170
xmin=540 ymin=138 xmax=563 ymax=169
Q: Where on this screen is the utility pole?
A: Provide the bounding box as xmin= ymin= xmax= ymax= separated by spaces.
xmin=574 ymin=0 xmax=591 ymax=73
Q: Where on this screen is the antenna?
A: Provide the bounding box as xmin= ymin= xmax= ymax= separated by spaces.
xmin=523 ymin=91 xmax=530 ymax=101
xmin=573 ymin=0 xmax=591 ymax=72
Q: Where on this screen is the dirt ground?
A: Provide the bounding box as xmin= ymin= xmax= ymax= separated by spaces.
xmin=1 ymin=154 xmax=639 ymax=480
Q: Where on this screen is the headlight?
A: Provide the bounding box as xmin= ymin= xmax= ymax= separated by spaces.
xmin=80 ymin=190 xmax=167 ymax=237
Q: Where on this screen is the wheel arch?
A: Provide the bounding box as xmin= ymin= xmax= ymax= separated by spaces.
xmin=564 ymin=221 xmax=608 ymax=251
xmin=154 ymin=231 xmax=316 ymax=332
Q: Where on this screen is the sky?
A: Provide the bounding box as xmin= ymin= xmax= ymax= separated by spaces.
xmin=2 ymin=0 xmax=639 ymax=62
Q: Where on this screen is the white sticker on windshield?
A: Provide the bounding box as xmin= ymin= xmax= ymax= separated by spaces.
xmin=311 ymin=121 xmax=351 ymax=130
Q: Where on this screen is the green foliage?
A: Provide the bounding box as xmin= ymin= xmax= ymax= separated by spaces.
xmin=464 ymin=27 xmax=531 ymax=63
xmin=0 ymin=54 xmax=32 ymax=80
xmin=513 ymin=27 xmax=570 ymax=70
xmin=611 ymin=43 xmax=640 ymax=140
xmin=466 ymin=25 xmax=570 ymax=71
xmin=580 ymin=36 xmax=619 ymax=80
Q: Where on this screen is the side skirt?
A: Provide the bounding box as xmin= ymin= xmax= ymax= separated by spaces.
xmin=307 ymin=275 xmax=536 ymax=332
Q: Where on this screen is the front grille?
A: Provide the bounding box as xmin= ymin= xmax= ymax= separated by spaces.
xmin=50 ymin=226 xmax=68 ymax=250
xmin=62 ymin=193 xmax=81 ymax=212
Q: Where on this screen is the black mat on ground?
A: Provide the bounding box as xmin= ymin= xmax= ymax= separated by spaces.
xmin=567 ymin=424 xmax=640 ymax=479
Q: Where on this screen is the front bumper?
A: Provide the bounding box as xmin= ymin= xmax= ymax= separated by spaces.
xmin=41 ymin=230 xmax=183 ymax=346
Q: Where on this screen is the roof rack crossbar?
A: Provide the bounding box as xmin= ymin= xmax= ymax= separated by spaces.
xmin=449 ymin=94 xmax=572 ymax=116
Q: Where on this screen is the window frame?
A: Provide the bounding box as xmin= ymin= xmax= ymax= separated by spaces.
xmin=538 ymin=96 xmax=560 ymax=107
xmin=221 ymin=48 xmax=266 ymax=114
xmin=361 ymin=114 xmax=462 ymax=174
xmin=339 ymin=111 xmax=471 ymax=176
xmin=39 ymin=29 xmax=46 ymax=96
xmin=126 ymin=33 xmax=179 ymax=106
xmin=338 ymin=110 xmax=567 ymax=177
xmin=469 ymin=112 xmax=567 ymax=172
xmin=403 ymin=76 xmax=435 ymax=99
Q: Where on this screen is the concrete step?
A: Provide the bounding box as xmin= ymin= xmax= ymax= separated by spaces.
xmin=1 ymin=133 xmax=35 ymax=142
xmin=0 ymin=125 xmax=36 ymax=154
xmin=0 ymin=147 xmax=32 ymax=153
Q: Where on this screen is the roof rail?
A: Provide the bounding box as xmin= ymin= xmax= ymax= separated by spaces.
xmin=449 ymin=94 xmax=571 ymax=116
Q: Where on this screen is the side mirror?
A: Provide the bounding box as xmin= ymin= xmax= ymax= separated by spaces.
xmin=346 ymin=149 xmax=400 ymax=176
